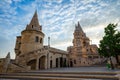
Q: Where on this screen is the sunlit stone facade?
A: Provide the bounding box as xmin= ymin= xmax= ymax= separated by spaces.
xmin=14 ymin=11 xmax=68 ymax=70
xmin=0 ymin=11 xmax=106 ymax=73
xmin=67 ymin=22 xmax=104 ymax=67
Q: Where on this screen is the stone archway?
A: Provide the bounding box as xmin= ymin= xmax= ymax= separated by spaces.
xmin=60 ymin=57 xmax=63 ymax=67
xmin=27 ymin=59 xmax=36 ymax=70
xmin=56 ymin=58 xmax=58 ymax=68
xmin=39 ymin=56 xmax=46 ymax=69
xmin=70 ymin=61 xmax=73 ymax=67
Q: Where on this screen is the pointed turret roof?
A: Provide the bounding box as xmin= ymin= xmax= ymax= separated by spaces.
xmin=75 ymin=21 xmax=83 ymax=33
xmin=26 ymin=10 xmax=42 ymax=31
xmin=29 ymin=10 xmax=39 ymax=27
xmin=6 ymin=52 xmax=10 ymax=59
xmin=78 ymin=22 xmax=81 ymax=27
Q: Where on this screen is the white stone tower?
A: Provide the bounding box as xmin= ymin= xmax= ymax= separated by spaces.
xmin=15 ymin=11 xmax=45 ymax=65
xmin=20 ymin=10 xmax=45 ymax=55
xmin=73 ymin=22 xmax=90 ymax=57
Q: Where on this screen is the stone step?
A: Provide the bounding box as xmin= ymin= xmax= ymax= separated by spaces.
xmin=0 ymin=73 xmax=117 ymax=76
xmin=0 ymin=72 xmax=119 ymax=80
xmin=0 ymin=75 xmax=119 ymax=80
xmin=0 ymin=75 xmax=81 ymax=80
xmin=24 ymin=71 xmax=118 ymax=75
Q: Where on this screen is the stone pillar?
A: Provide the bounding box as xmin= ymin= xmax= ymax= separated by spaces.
xmin=58 ymin=58 xmax=60 ymax=68
xmin=47 ymin=53 xmax=50 ymax=69
xmin=36 ymin=58 xmax=39 ymax=70
xmin=45 ymin=55 xmax=48 ymax=69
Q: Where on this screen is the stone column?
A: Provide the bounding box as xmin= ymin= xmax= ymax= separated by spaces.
xmin=58 ymin=57 xmax=60 ymax=68
xmin=47 ymin=52 xmax=50 ymax=69
xmin=36 ymin=58 xmax=39 ymax=70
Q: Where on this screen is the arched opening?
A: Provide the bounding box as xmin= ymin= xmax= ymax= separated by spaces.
xmin=70 ymin=61 xmax=73 ymax=67
xmin=74 ymin=60 xmax=76 ymax=64
xmin=27 ymin=59 xmax=36 ymax=70
xmin=35 ymin=36 xmax=39 ymax=42
xmin=32 ymin=25 xmax=33 ymax=28
xmin=40 ymin=38 xmax=42 ymax=43
xmin=39 ymin=56 xmax=46 ymax=69
xmin=60 ymin=57 xmax=63 ymax=67
xmin=56 ymin=58 xmax=58 ymax=68
xmin=63 ymin=58 xmax=66 ymax=67
xmin=50 ymin=60 xmax=52 ymax=68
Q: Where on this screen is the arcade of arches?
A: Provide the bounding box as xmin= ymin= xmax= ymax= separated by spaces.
xmin=39 ymin=56 xmax=46 ymax=69
xmin=26 ymin=55 xmax=67 ymax=70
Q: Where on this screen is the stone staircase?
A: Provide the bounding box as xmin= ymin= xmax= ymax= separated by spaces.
xmin=0 ymin=71 xmax=120 ymax=80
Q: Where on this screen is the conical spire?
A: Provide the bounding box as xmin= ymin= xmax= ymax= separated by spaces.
xmin=78 ymin=22 xmax=81 ymax=27
xmin=29 ymin=10 xmax=39 ymax=27
xmin=77 ymin=21 xmax=83 ymax=32
xmin=26 ymin=10 xmax=42 ymax=31
xmin=75 ymin=21 xmax=83 ymax=32
xmin=6 ymin=52 xmax=10 ymax=59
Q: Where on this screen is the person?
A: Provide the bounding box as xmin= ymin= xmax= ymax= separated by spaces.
xmin=106 ymin=60 xmax=111 ymax=70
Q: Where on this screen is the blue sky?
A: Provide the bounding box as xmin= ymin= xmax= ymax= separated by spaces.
xmin=0 ymin=0 xmax=120 ymax=59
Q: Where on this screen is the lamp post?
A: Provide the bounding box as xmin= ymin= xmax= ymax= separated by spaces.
xmin=47 ymin=37 xmax=50 ymax=69
xmin=106 ymin=47 xmax=114 ymax=70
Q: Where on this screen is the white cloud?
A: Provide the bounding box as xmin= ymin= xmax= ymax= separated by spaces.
xmin=13 ymin=0 xmax=22 ymax=2
xmin=51 ymin=40 xmax=72 ymax=50
xmin=4 ymin=0 xmax=12 ymax=4
xmin=81 ymin=0 xmax=97 ymax=5
xmin=0 ymin=0 xmax=120 ymax=58
xmin=44 ymin=0 xmax=63 ymax=4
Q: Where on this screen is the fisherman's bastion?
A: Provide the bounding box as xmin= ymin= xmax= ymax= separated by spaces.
xmin=0 ymin=11 xmax=105 ymax=73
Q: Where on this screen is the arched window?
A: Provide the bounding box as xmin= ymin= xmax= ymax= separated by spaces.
xmin=35 ymin=36 xmax=39 ymax=42
xmin=32 ymin=25 xmax=33 ymax=28
xmin=40 ymin=38 xmax=42 ymax=43
xmin=74 ymin=60 xmax=76 ymax=64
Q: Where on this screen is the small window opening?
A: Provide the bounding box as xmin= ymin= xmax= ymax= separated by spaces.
xmin=40 ymin=38 xmax=42 ymax=43
xmin=35 ymin=36 xmax=39 ymax=42
xmin=74 ymin=60 xmax=76 ymax=64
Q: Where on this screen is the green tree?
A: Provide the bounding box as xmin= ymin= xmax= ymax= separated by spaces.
xmin=98 ymin=23 xmax=120 ymax=69
xmin=114 ymin=31 xmax=120 ymax=65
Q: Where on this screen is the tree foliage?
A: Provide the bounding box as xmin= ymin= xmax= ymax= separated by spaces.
xmin=98 ymin=23 xmax=120 ymax=58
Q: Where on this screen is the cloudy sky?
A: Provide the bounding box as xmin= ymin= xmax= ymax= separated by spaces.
xmin=0 ymin=0 xmax=120 ymax=59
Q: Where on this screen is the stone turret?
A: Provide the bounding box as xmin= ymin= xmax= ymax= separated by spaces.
xmin=73 ymin=22 xmax=90 ymax=57
xmin=18 ymin=11 xmax=45 ymax=55
xmin=75 ymin=22 xmax=83 ymax=33
xmin=26 ymin=10 xmax=42 ymax=31
xmin=74 ymin=22 xmax=85 ymax=39
xmin=68 ymin=21 xmax=99 ymax=67
xmin=73 ymin=22 xmax=86 ymax=47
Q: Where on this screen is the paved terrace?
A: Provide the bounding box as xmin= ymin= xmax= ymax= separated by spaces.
xmin=29 ymin=66 xmax=120 ymax=73
xmin=1 ymin=66 xmax=120 ymax=80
